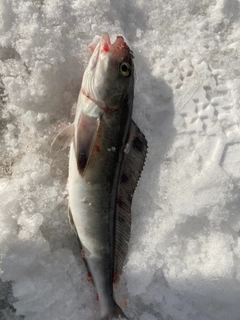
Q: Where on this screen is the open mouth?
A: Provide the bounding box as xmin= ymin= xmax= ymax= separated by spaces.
xmin=89 ymin=33 xmax=128 ymax=56
xmin=100 ymin=33 xmax=127 ymax=55
xmin=88 ymin=33 xmax=128 ymax=71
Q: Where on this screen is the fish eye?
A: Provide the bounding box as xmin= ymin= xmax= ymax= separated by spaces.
xmin=119 ymin=62 xmax=131 ymax=77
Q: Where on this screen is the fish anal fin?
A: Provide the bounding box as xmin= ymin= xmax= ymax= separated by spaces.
xmin=76 ymin=112 xmax=100 ymax=176
xmin=114 ymin=120 xmax=148 ymax=275
xmin=51 ymin=123 xmax=74 ymax=151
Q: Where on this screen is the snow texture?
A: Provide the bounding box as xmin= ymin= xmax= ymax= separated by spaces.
xmin=1 ymin=0 xmax=240 ymax=319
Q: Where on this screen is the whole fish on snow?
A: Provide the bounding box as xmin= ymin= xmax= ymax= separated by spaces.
xmin=52 ymin=33 xmax=147 ymax=320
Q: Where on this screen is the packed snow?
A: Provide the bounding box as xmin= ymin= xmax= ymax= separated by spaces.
xmin=1 ymin=0 xmax=240 ymax=319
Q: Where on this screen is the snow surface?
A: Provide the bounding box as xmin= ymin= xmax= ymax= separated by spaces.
xmin=1 ymin=0 xmax=240 ymax=319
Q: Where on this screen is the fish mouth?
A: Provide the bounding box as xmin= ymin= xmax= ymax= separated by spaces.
xmin=89 ymin=33 xmax=129 ymax=70
xmin=100 ymin=33 xmax=127 ymax=55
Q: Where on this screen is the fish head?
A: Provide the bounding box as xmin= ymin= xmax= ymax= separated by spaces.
xmin=83 ymin=33 xmax=134 ymax=111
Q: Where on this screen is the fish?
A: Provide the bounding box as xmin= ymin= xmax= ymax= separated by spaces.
xmin=52 ymin=33 xmax=147 ymax=320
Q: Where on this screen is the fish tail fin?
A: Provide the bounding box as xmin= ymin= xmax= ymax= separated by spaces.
xmin=101 ymin=301 xmax=129 ymax=320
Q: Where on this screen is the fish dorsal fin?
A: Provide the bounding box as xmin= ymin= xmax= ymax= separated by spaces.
xmin=51 ymin=123 xmax=75 ymax=151
xmin=114 ymin=120 xmax=148 ymax=275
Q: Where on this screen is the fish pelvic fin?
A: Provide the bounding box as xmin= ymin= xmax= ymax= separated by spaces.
xmin=101 ymin=301 xmax=129 ymax=320
xmin=51 ymin=123 xmax=74 ymax=151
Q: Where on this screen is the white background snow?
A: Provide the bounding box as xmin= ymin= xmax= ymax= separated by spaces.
xmin=1 ymin=0 xmax=240 ymax=319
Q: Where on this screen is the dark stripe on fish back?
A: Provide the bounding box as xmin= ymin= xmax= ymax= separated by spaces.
xmin=132 ymin=136 xmax=145 ymax=152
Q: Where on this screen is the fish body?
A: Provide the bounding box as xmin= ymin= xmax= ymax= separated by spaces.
xmin=52 ymin=33 xmax=147 ymax=320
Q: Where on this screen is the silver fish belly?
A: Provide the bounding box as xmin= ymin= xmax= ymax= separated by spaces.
xmin=52 ymin=33 xmax=147 ymax=320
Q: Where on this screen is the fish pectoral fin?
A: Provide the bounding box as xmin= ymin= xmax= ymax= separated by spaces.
xmin=51 ymin=123 xmax=75 ymax=151
xmin=76 ymin=112 xmax=101 ymax=176
xmin=114 ymin=120 xmax=148 ymax=275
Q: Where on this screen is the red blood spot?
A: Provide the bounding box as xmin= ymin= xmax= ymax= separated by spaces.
xmin=88 ymin=45 xmax=94 ymax=53
xmin=96 ymin=293 xmax=99 ymax=301
xmin=120 ymin=299 xmax=128 ymax=309
xmin=92 ymin=144 xmax=101 ymax=155
xmin=102 ymin=43 xmax=109 ymax=52
xmin=81 ymin=249 xmax=86 ymax=259
xmin=122 ymin=42 xmax=126 ymax=47
xmin=87 ymin=273 xmax=92 ymax=282
xmin=117 ymin=36 xmax=123 ymax=39
xmin=113 ymin=273 xmax=120 ymax=284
